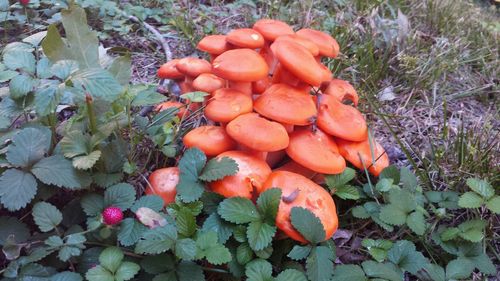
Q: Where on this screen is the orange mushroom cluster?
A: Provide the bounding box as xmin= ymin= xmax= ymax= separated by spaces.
xmin=148 ymin=19 xmax=390 ymax=243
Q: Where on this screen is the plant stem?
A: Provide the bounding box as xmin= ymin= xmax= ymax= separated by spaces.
xmin=86 ymin=93 xmax=98 ymax=135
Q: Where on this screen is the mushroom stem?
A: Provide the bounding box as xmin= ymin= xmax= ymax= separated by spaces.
xmin=229 ymin=81 xmax=253 ymax=96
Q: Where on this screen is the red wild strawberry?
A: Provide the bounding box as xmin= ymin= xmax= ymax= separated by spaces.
xmin=102 ymin=206 xmax=124 ymax=225
xmin=19 ymin=0 xmax=30 ymax=6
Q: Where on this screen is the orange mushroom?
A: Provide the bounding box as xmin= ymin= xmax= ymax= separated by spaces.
xmin=183 ymin=126 xmax=236 ymax=157
xmin=192 ymin=73 xmax=225 ymax=94
xmin=226 ymin=28 xmax=265 ymax=49
xmin=275 ymin=34 xmax=319 ymax=56
xmin=154 ymin=101 xmax=187 ymax=119
xmin=253 ymin=19 xmax=295 ymax=73
xmin=286 ymin=127 xmax=346 ymax=174
xmin=146 ymin=167 xmax=179 ymax=206
xmin=261 ymin=171 xmax=338 ymax=243
xmin=335 ymin=137 xmax=389 ymax=176
xmin=275 ymin=160 xmax=325 ymax=184
xmin=296 ymin=28 xmax=340 ymax=59
xmin=209 ymin=151 xmax=272 ymax=199
xmin=204 ymin=88 xmax=253 ymax=124
xmin=324 ymin=79 xmax=359 ymax=106
xmin=157 ymin=59 xmax=183 ymax=80
xmin=197 ymin=35 xmax=230 ymax=62
xmin=252 ymin=75 xmax=272 ymax=95
xmin=175 ymin=57 xmax=212 ymax=92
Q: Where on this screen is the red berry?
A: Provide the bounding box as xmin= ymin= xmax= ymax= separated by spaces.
xmin=102 ymin=206 xmax=124 ymax=225
xmin=19 ymin=0 xmax=30 ymax=6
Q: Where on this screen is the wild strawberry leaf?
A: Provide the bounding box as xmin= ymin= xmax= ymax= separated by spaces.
xmin=361 ymin=260 xmax=403 ymax=281
xmin=71 ymin=68 xmax=124 ymax=102
xmin=177 ymin=261 xmax=205 ymax=281
xmin=80 ymin=194 xmax=104 ymax=216
xmin=0 ymin=216 xmax=30 ymax=246
xmin=288 ymin=245 xmax=312 ymax=261
xmin=198 ymin=157 xmax=238 ymax=182
xmin=135 ymin=225 xmax=178 ymax=255
xmin=466 ymin=178 xmax=494 ymax=199
xmin=406 ymin=210 xmax=427 ymax=235
xmin=246 ymin=221 xmax=276 ymax=251
xmin=72 ymin=150 xmax=101 ymax=170
xmin=3 ymin=50 xmax=36 ymax=74
xmin=236 ymin=243 xmax=253 ymax=265
xmin=201 ymin=213 xmax=233 ymax=243
xmin=218 ymin=197 xmax=260 ymax=224
xmin=115 ymin=262 xmax=140 ymax=281
xmin=118 ymin=218 xmax=148 ymax=247
xmin=195 ymin=231 xmax=231 ymax=265
xmin=331 ymin=264 xmax=367 ymax=281
xmin=275 ymin=269 xmax=308 ymax=281
xmin=0 ymin=169 xmax=37 ymax=211
xmin=486 ymin=196 xmax=500 ymax=214
xmin=9 ymin=73 xmax=37 ymax=99
xmin=305 ymin=246 xmax=335 ymax=281
xmin=458 ymin=192 xmax=484 ymax=209
xmin=34 ymin=84 xmax=59 ymax=117
xmin=31 ymin=155 xmax=91 ymax=189
xmin=177 ymin=148 xmax=207 ymax=203
xmin=104 ymin=183 xmax=136 ymax=211
xmin=51 ymin=272 xmax=83 ymax=281
xmin=99 ymin=247 xmax=123 ymax=273
xmin=387 ymin=240 xmax=429 ymax=275
xmin=256 ymin=188 xmax=281 ymax=224
xmin=6 ymin=127 xmax=51 ymax=168
xmin=174 ymin=238 xmax=197 ymax=261
xmin=176 ymin=207 xmax=197 ymax=237
xmin=32 ymin=202 xmax=63 ymax=233
xmin=334 ymin=185 xmax=360 ymax=200
xmin=325 ymin=167 xmax=356 ymax=189
xmin=290 ymin=207 xmax=325 ymax=244
xmin=245 ymin=259 xmax=273 ymax=281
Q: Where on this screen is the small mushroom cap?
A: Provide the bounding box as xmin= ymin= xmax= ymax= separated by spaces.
xmin=254 ymin=84 xmax=317 ymax=125
xmin=275 ymin=160 xmax=325 ymax=184
xmin=176 ymin=57 xmax=212 ymax=77
xmin=154 ymin=101 xmax=187 ymax=118
xmin=226 ymin=28 xmax=265 ymax=49
xmin=296 ymin=28 xmax=340 ymax=58
xmin=261 ymin=171 xmax=338 ymax=243
xmin=226 ymin=113 xmax=289 ymax=152
xmin=212 ymin=49 xmax=269 ymax=82
xmin=209 ymin=150 xmax=272 ymax=199
xmin=317 ymin=94 xmax=368 ymax=141
xmin=204 ymin=88 xmax=253 ymax=123
xmin=183 ymin=126 xmax=236 ymax=156
xmin=275 ymin=34 xmax=319 ymax=56
xmin=272 ymin=40 xmax=326 ymax=86
xmin=253 ymin=19 xmax=294 ymax=41
xmin=146 ymin=167 xmax=179 ymax=206
xmin=157 ymin=59 xmax=183 ymax=79
xmin=324 ymin=79 xmax=359 ymax=106
xmin=336 ymin=137 xmax=389 ymax=177
xmin=252 ymin=75 xmax=272 ymax=95
xmin=192 ymin=73 xmax=226 ymax=93
xmin=197 ymin=35 xmax=230 ymax=55
xmin=286 ymin=128 xmax=346 ymax=174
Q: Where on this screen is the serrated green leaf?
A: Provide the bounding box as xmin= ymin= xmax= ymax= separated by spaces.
xmin=332 ymin=264 xmax=367 ymax=281
xmin=236 ymin=243 xmax=253 ymax=265
xmin=60 ymin=131 xmax=90 ymax=158
xmin=6 ymin=127 xmax=51 ymax=167
xmin=486 ymin=196 xmax=500 ymax=214
xmin=334 ymin=184 xmax=360 ymax=200
xmin=34 ymin=84 xmax=59 ymax=117
xmin=325 ymin=167 xmax=355 ymax=189
xmin=351 ymin=206 xmax=370 ymax=219
xmin=218 ymin=197 xmax=260 ymax=224
xmin=288 ymin=245 xmax=312 ymax=261
xmin=470 ymin=253 xmax=496 ymax=275
xmin=387 ymin=240 xmax=428 ymax=274
xmin=118 ymin=218 xmax=147 ymax=247
xmin=306 ymin=246 xmax=334 ymax=281
xmin=45 ymin=236 xmax=64 ymax=247
xmin=104 ymin=183 xmax=136 ymax=210
xmin=130 ymin=84 xmax=167 ymax=106
xmin=180 ymin=91 xmax=209 ymax=102
xmin=247 ymin=221 xmax=276 ymax=251
xmin=445 ymin=257 xmax=475 ymax=279
xmin=177 ymin=148 xmax=207 ymax=203
xmin=175 ymin=238 xmax=197 ymax=261
xmin=201 ymin=212 xmax=233 ymax=243
xmin=379 ymin=165 xmax=400 ymax=184
xmin=131 ymin=195 xmax=164 ymax=212
xmin=275 ymin=269 xmax=308 ymax=281
xmin=93 ymin=172 xmax=123 ymax=188
xmin=51 ymin=60 xmax=79 ymax=80
xmin=466 ymin=178 xmax=494 ymax=199
xmin=86 ymin=265 xmax=114 ymax=281
xmin=0 ymin=217 xmax=29 ymax=246
xmin=135 ymin=225 xmax=178 ymax=255
xmin=108 ymin=55 xmax=131 ymax=86
xmin=416 ymin=263 xmax=445 ymax=281
xmin=400 ymin=166 xmax=418 ymax=191
xmin=290 ymin=207 xmax=326 ymax=244
xmin=99 ymin=247 xmax=123 ymax=272
xmin=115 ymin=262 xmax=139 ymax=281
xmin=71 ymin=68 xmax=123 ymax=102
xmin=199 ymin=157 xmax=239 ymax=182
xmin=361 ymin=261 xmax=403 ymax=281
xmin=406 ymin=211 xmax=426 ymax=235
xmin=177 ymin=261 xmax=205 ymax=281
xmin=73 ymin=150 xmax=101 ymax=170
xmin=3 ymin=50 xmax=36 ymax=74
xmin=362 ymin=239 xmax=393 ymax=262
xmin=0 ymin=70 xmax=18 ymax=83
xmin=458 ymin=192 xmax=484 ymax=208
xmin=256 ymin=188 xmax=281 ymax=224
xmin=32 ymin=202 xmax=62 ymax=232
xmin=81 ymin=194 xmax=105 ymax=216
xmin=245 ymin=259 xmax=273 ymax=281
xmin=0 ymin=169 xmax=37 ymax=211
xmin=387 ymin=188 xmax=416 ymax=212
xmin=379 ymin=204 xmax=407 ymax=226
xmin=458 ymin=219 xmax=486 ymax=242
xmin=31 ymin=155 xmax=88 ymax=189
xmin=440 ymin=227 xmax=460 ymax=241
xmin=9 ymin=74 xmax=36 ymax=98
xmin=36 ymin=57 xmax=53 ymax=79
xmin=204 ymin=244 xmax=232 ymax=265
xmin=51 ymin=271 xmax=83 ymax=281
xmin=176 ymin=207 xmax=197 ymax=237
xmin=59 ymin=245 xmax=82 ymax=261
xmin=375 ymin=178 xmax=394 ymax=192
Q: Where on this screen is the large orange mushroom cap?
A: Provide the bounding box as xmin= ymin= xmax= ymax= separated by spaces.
xmin=209 ymin=151 xmax=272 ymax=199
xmin=192 ymin=73 xmax=226 ymax=93
xmin=183 ymin=126 xmax=236 ymax=156
xmin=197 ymin=35 xmax=230 ymax=55
xmin=317 ymin=94 xmax=368 ymax=141
xmin=275 ymin=34 xmax=320 ymax=56
xmin=272 ymin=40 xmax=326 ymax=86
xmin=324 ymin=79 xmax=359 ymax=106
xmin=226 ymin=28 xmax=265 ymax=49
xmin=336 ymin=137 xmax=389 ymax=176
xmin=157 ymin=59 xmax=183 ymax=80
xmin=146 ymin=167 xmax=180 ymax=206
xmin=261 ymin=171 xmax=338 ymax=243
xmin=226 ymin=113 xmax=289 ymax=152
xmin=296 ymin=28 xmax=340 ymax=58
xmin=286 ymin=128 xmax=346 ymax=174
xmin=254 ymin=84 xmax=317 ymax=125
xmin=212 ymin=49 xmax=269 ymax=82
xmin=204 ymin=88 xmax=253 ymax=123
xmin=176 ymin=57 xmax=212 ymax=77
xmin=253 ymin=19 xmax=295 ymax=41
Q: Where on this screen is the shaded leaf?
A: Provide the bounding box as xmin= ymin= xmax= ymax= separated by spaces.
xmin=32 ymin=155 xmax=88 ymax=189
xmin=0 ymin=169 xmax=38 ymax=211
xmin=199 ymin=157 xmax=239 ymax=182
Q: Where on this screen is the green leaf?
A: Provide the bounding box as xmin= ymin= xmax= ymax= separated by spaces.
xmin=0 ymin=217 xmax=29 ymax=245
xmin=256 ymin=188 xmax=281 ymax=224
xmin=245 ymin=259 xmax=273 ymax=281
xmin=31 ymin=155 xmax=88 ymax=189
xmin=199 ymin=157 xmax=239 ymax=182
xmin=325 ymin=167 xmax=355 ymax=189
xmin=440 ymin=227 xmax=460 ymax=241
xmin=195 ymin=231 xmax=232 ymax=265
xmin=458 ymin=192 xmax=484 ymax=208
xmin=486 ymin=196 xmax=500 ymax=214
xmin=3 ymin=50 xmax=36 ymax=74
xmin=445 ymin=257 xmax=474 ymax=279
xmin=247 ymin=221 xmax=276 ymax=251
xmin=32 ymin=202 xmax=62 ymax=232
xmin=458 ymin=219 xmax=486 ymax=242
xmin=176 ymin=208 xmax=197 ymax=237
xmin=201 ymin=212 xmax=233 ymax=243
xmin=115 ymin=262 xmax=140 ymax=281
xmin=379 ymin=204 xmax=408 ymax=226
xmin=177 ymin=261 xmax=205 ymax=281
xmin=305 ymin=246 xmax=334 ymax=281
xmin=332 ymin=264 xmax=367 ymax=281
xmin=130 ymin=84 xmax=167 ymax=106
xmin=400 ymin=166 xmax=418 ymax=191
xmin=0 ymin=70 xmax=18 ymax=83
xmin=118 ymin=218 xmax=147 ymax=247
xmin=288 ymin=245 xmax=312 ymax=261
xmin=71 ymin=68 xmax=123 ymax=102
xmin=0 ymin=169 xmax=37 ymax=211
xmin=81 ymin=194 xmax=104 ymax=216
xmin=60 ymin=131 xmax=90 ymax=158
xmin=334 ymin=185 xmax=360 ymax=200
xmin=290 ymin=207 xmax=326 ymax=244
xmin=131 ymin=195 xmax=164 ymax=212
xmin=34 ymin=84 xmax=59 ymax=117
xmin=42 ymin=25 xmax=74 ymax=64
xmin=51 ymin=271 xmax=83 ymax=281
xmin=86 ymin=265 xmax=114 ymax=281
xmin=6 ymin=127 xmax=51 ymax=167
xmin=99 ymin=247 xmax=123 ymax=272
xmin=177 ymin=148 xmax=207 ymax=203
xmin=351 ymin=206 xmax=370 ymax=219
xmin=45 ymin=236 xmax=64 ymax=247
xmin=135 ymin=225 xmax=177 ymax=255
xmin=275 ymin=269 xmax=308 ymax=281
xmin=470 ymin=253 xmax=496 ymax=275
xmin=51 ymin=60 xmax=79 ymax=80
xmin=9 ymin=74 xmax=36 ymax=98
xmin=406 ymin=211 xmax=426 ymax=235
xmin=175 ymin=238 xmax=197 ymax=261
xmin=466 ymin=178 xmax=494 ymax=198
xmin=362 ymin=239 xmax=393 ymax=262
xmin=180 ymin=91 xmax=209 ymax=102
xmin=387 ymin=240 xmax=428 ymax=274
xmin=104 ymin=183 xmax=136 ymax=210
xmin=417 ymin=264 xmax=445 ymax=281
xmin=387 ymin=188 xmax=416 ymax=212
xmin=375 ymin=178 xmax=394 ymax=192
xmin=36 ymin=57 xmax=53 ymax=79
xmin=218 ymin=197 xmax=260 ymax=224
xmin=73 ymin=150 xmax=101 ymax=170
xmin=108 ymin=55 xmax=132 ymax=86
xmin=59 ymin=245 xmax=83 ymax=261
xmin=236 ymin=243 xmax=253 ymax=265
xmin=379 ymin=165 xmax=400 ymax=184
xmin=361 ymin=261 xmax=403 ymax=281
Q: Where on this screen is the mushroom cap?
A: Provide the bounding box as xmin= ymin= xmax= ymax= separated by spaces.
xmin=275 ymin=160 xmax=325 ymax=184
xmin=296 ymin=28 xmax=340 ymax=58
xmin=212 ymin=49 xmax=269 ymax=82
xmin=146 ymin=167 xmax=179 ymax=206
xmin=226 ymin=113 xmax=289 ymax=152
xmin=324 ymin=79 xmax=359 ymax=106
xmin=154 ymin=101 xmax=187 ymax=118
xmin=183 ymin=126 xmax=236 ymax=156
xmin=336 ymin=137 xmax=389 ymax=177
xmin=261 ymin=171 xmax=338 ymax=243
xmin=253 ymin=19 xmax=294 ymax=41
xmin=192 ymin=73 xmax=226 ymax=93
xmin=275 ymin=34 xmax=319 ymax=56
xmin=197 ymin=35 xmax=230 ymax=55
xmin=209 ymin=151 xmax=272 ymax=199
xmin=272 ymin=40 xmax=326 ymax=86
xmin=157 ymin=59 xmax=183 ymax=80
xmin=286 ymin=127 xmax=346 ymax=174
xmin=204 ymin=88 xmax=253 ymax=123
xmin=252 ymin=75 xmax=272 ymax=95
xmin=226 ymin=28 xmax=265 ymax=49
xmin=317 ymin=94 xmax=368 ymax=141
xmin=254 ymin=84 xmax=317 ymax=125
xmin=176 ymin=57 xmax=212 ymax=77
